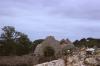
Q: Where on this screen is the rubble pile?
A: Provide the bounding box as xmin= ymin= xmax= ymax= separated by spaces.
xmin=63 ymin=49 xmax=100 ymax=66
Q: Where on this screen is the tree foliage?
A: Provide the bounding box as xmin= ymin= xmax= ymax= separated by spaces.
xmin=73 ymin=38 xmax=100 ymax=48
xmin=0 ymin=26 xmax=32 ymax=56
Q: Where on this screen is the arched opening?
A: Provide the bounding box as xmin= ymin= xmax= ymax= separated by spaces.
xmin=43 ymin=46 xmax=55 ymax=57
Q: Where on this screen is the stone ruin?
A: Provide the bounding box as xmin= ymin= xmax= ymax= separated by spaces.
xmin=33 ymin=36 xmax=75 ymax=64
xmin=34 ymin=36 xmax=74 ymax=57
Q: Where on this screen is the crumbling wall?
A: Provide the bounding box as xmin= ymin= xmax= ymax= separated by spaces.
xmin=34 ymin=59 xmax=65 ymax=66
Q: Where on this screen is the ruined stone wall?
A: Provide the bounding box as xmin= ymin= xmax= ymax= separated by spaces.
xmin=34 ymin=59 xmax=65 ymax=66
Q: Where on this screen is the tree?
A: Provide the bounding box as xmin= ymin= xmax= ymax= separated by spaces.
xmin=16 ymin=33 xmax=32 ymax=55
xmin=0 ymin=26 xmax=32 ymax=56
xmin=73 ymin=40 xmax=79 ymax=46
xmin=73 ymin=38 xmax=100 ymax=48
xmin=0 ymin=26 xmax=17 ymax=55
xmin=1 ymin=26 xmax=22 ymax=41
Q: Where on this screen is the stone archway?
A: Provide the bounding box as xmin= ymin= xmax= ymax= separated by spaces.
xmin=43 ymin=46 xmax=55 ymax=57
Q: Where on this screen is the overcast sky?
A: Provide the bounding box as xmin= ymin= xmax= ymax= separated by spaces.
xmin=0 ymin=0 xmax=100 ymax=41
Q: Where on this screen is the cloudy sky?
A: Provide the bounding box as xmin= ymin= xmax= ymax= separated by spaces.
xmin=0 ymin=0 xmax=100 ymax=41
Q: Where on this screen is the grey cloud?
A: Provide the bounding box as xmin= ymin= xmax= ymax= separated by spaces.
xmin=43 ymin=0 xmax=100 ymax=20
xmin=0 ymin=0 xmax=100 ymax=41
xmin=1 ymin=0 xmax=100 ymax=20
